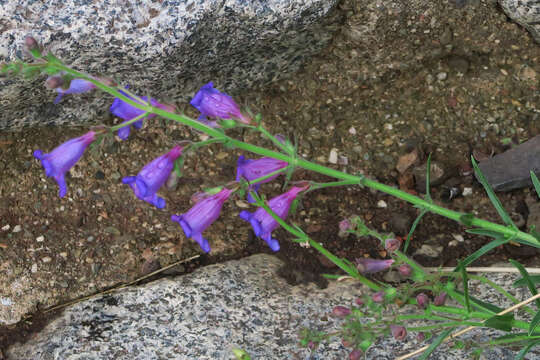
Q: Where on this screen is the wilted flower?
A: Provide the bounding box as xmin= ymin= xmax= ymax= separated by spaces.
xmin=239 ymin=186 xmax=305 ymax=251
xmin=390 ymin=325 xmax=407 ymax=341
xmin=110 ymin=87 xmax=175 ymax=140
xmin=33 ymin=131 xmax=96 ymax=198
xmin=191 ymin=82 xmax=251 ymax=125
xmin=46 ymin=76 xmax=97 ymax=104
xmin=355 ymin=258 xmax=394 ymax=274
xmin=122 ymin=145 xmax=183 ymax=208
xmin=416 ymin=293 xmax=429 ymax=309
xmin=416 ymin=332 xmax=425 ymax=342
xmin=355 ymin=298 xmax=364 ymax=306
xmin=398 ymin=264 xmax=412 ymax=277
xmin=339 ymin=219 xmax=353 ymax=232
xmin=236 ymin=155 xmax=288 ymax=202
xmin=384 ymin=237 xmax=401 ymax=253
xmin=372 ymin=291 xmax=384 ymax=303
xmin=349 ymin=349 xmax=363 ymax=360
xmin=433 ymin=291 xmax=447 ymax=306
xmin=332 ymin=306 xmax=351 ymax=317
xmin=171 ymin=188 xmax=233 ymax=253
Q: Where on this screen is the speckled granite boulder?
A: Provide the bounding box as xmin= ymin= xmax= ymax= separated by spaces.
xmin=0 ymin=0 xmax=340 ymax=130
xmin=499 ymin=0 xmax=540 ymax=43
xmin=5 ymin=254 xmax=540 ymax=359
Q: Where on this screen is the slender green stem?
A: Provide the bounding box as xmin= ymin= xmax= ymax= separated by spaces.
xmin=257 ymin=125 xmax=291 ymax=154
xmin=407 ymin=321 xmax=484 ymax=331
xmin=308 ymin=179 xmax=361 ymax=192
xmin=109 ymin=111 xmax=149 ymax=132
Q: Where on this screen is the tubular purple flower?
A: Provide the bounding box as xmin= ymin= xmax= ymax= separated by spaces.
xmin=46 ymin=77 xmax=97 ymax=104
xmin=355 ymin=258 xmax=394 ymax=274
xmin=171 ymin=188 xmax=233 ymax=253
xmin=191 ymin=82 xmax=251 ymax=125
xmin=110 ymin=88 xmax=175 ymax=140
xmin=416 ymin=293 xmax=429 ymax=309
xmin=239 ymin=186 xmax=305 ymax=251
xmin=235 ymin=155 xmax=288 ymax=202
xmin=390 ymin=325 xmax=407 ymax=341
xmin=122 ymin=145 xmax=183 ymax=209
xmin=332 ymin=306 xmax=351 ymax=317
xmin=33 ymin=131 xmax=96 ymax=198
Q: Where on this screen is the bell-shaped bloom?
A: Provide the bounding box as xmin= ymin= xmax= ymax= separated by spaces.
xmin=433 ymin=291 xmax=447 ymax=306
xmin=46 ymin=76 xmax=97 ymax=104
xmin=33 ymin=131 xmax=96 ymax=198
xmin=171 ymin=188 xmax=233 ymax=253
xmin=239 ymin=186 xmax=305 ymax=251
xmin=355 ymin=258 xmax=394 ymax=274
xmin=416 ymin=293 xmax=429 ymax=309
xmin=236 ymin=155 xmax=288 ymax=202
xmin=191 ymin=82 xmax=251 ymax=125
xmin=110 ymin=88 xmax=175 ymax=140
xmin=122 ymin=145 xmax=183 ymax=209
xmin=390 ymin=325 xmax=407 ymax=341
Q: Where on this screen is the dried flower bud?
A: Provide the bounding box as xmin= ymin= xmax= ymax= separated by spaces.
xmin=349 ymin=349 xmax=363 ymax=360
xmin=398 ymin=264 xmax=412 ymax=277
xmin=356 ymin=258 xmax=394 ymax=274
xmin=45 ymin=76 xmax=64 ymax=90
xmin=416 ymin=332 xmax=425 ymax=342
xmin=355 ymin=298 xmax=364 ymax=306
xmin=416 ymin=293 xmax=429 ymax=309
xmin=332 ymin=305 xmax=351 ymax=317
xmin=384 ymin=237 xmax=401 ymax=253
xmin=390 ymin=325 xmax=407 ymax=341
xmin=433 ymin=291 xmax=447 ymax=306
xmin=339 ymin=219 xmax=352 ymax=232
xmin=342 ymin=338 xmax=353 ymax=348
xmin=307 ymin=341 xmax=316 ymax=350
xmin=372 ymin=291 xmax=384 ymax=303
xmin=24 ymin=36 xmax=39 ymax=51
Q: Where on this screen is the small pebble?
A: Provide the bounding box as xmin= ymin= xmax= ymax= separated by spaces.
xmin=377 ymin=200 xmax=388 ymax=208
xmin=1 ymin=224 xmax=9 ymax=231
xmin=348 ymin=127 xmax=357 ymax=135
xmin=462 ymin=187 xmax=473 ymax=196
xmin=437 ymin=72 xmax=447 ymax=81
xmin=452 ymin=234 xmax=464 ymax=242
xmin=0 ymin=297 xmax=13 ymax=306
xmin=12 ymin=225 xmax=22 ymax=233
xmin=42 ymin=256 xmax=52 ymax=263
xmin=31 ymin=263 xmax=38 ymax=273
xmin=36 ymin=235 xmax=44 ymax=242
xmin=328 ymin=148 xmax=338 ymax=164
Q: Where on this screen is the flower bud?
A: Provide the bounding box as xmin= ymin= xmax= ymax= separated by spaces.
xmin=307 ymin=341 xmax=316 ymax=350
xmin=45 ymin=76 xmax=64 ymax=90
xmin=372 ymin=291 xmax=384 ymax=303
xmin=24 ymin=36 xmax=41 ymax=57
xmin=390 ymin=325 xmax=407 ymax=341
xmin=416 ymin=332 xmax=425 ymax=342
xmin=398 ymin=264 xmax=412 ymax=277
xmin=416 ymin=293 xmax=429 ymax=309
xmin=342 ymin=338 xmax=353 ymax=348
xmin=355 ymin=297 xmax=364 ymax=306
xmin=349 ymin=349 xmax=363 ymax=360
xmin=339 ymin=219 xmax=352 ymax=232
xmin=355 ymin=258 xmax=394 ymax=274
xmin=332 ymin=305 xmax=351 ymax=317
xmin=384 ymin=237 xmax=401 ymax=253
xmin=433 ymin=291 xmax=447 ymax=306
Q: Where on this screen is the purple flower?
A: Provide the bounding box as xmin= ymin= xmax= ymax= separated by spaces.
xmin=239 ymin=186 xmax=305 ymax=251
xmin=384 ymin=238 xmax=401 ymax=253
xmin=46 ymin=77 xmax=97 ymax=104
xmin=191 ymin=82 xmax=251 ymax=125
xmin=332 ymin=306 xmax=351 ymax=317
xmin=433 ymin=291 xmax=447 ymax=306
xmin=122 ymin=145 xmax=183 ymax=209
xmin=236 ymin=155 xmax=288 ymax=202
xmin=110 ymin=88 xmax=175 ymax=140
xmin=398 ymin=264 xmax=412 ymax=277
xmin=390 ymin=325 xmax=407 ymax=341
xmin=171 ymin=188 xmax=233 ymax=253
xmin=33 ymin=131 xmax=96 ymax=198
xmin=349 ymin=349 xmax=363 ymax=360
xmin=355 ymin=258 xmax=394 ymax=274
xmin=416 ymin=293 xmax=429 ymax=309
xmin=372 ymin=291 xmax=384 ymax=303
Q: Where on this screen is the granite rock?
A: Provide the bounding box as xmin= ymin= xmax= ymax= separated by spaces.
xmin=0 ymin=0 xmax=340 ymax=130
xmin=5 ymin=254 xmax=540 ymax=359
xmin=499 ymin=0 xmax=540 ymax=43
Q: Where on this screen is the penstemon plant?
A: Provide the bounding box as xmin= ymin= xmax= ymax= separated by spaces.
xmin=3 ymin=36 xmax=540 ymax=358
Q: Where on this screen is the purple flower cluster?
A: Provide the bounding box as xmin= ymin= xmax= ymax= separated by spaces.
xmin=35 ymin=80 xmax=300 ymax=254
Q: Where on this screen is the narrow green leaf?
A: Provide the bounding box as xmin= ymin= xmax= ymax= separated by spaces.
xmin=471 ymin=156 xmax=516 ymax=228
xmin=514 ymin=275 xmax=540 ymax=288
xmin=466 ymin=228 xmax=506 ymax=238
xmin=403 ymin=208 xmax=428 ymax=253
xmin=451 ymin=289 xmax=503 ymax=314
xmin=458 ymin=261 xmax=471 ymax=313
xmin=515 ymin=339 xmax=540 ymax=360
xmin=509 ymin=259 xmax=540 ymax=310
xmin=484 ymin=313 xmax=514 ymax=332
xmin=174 ymin=157 xmax=184 ymax=178
xmin=418 ymin=328 xmax=454 ymax=360
xmin=457 ymin=237 xmax=508 ymax=269
xmin=530 ymin=171 xmax=540 ymax=199
xmin=528 ymin=311 xmax=540 ymax=337
xmin=425 ymin=153 xmax=432 ymax=202
xmin=459 ymin=213 xmax=475 ymax=227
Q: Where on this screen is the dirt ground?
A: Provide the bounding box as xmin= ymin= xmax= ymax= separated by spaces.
xmin=1 ymin=0 xmax=540 ymax=354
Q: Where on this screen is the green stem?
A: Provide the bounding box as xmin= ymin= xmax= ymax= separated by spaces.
xmin=407 ymin=321 xmax=484 ymax=331
xmin=109 ymin=111 xmax=149 ymax=132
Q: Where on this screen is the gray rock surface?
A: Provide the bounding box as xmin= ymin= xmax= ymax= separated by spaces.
xmin=477 ymin=135 xmax=540 ymax=191
xmin=5 ymin=254 xmax=540 ymax=359
xmin=500 ymin=0 xmax=540 ymax=43
xmin=0 ymin=0 xmax=340 ymax=130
